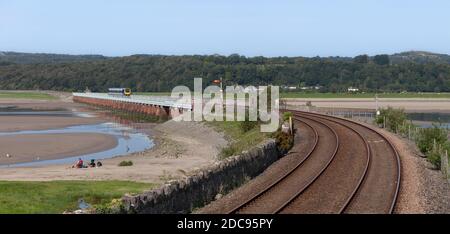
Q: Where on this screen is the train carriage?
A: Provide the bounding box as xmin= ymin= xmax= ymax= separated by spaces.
xmin=108 ymin=88 xmax=132 ymax=97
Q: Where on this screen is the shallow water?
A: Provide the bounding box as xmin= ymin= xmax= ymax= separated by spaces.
xmin=407 ymin=112 xmax=450 ymax=128
xmin=0 ymin=111 xmax=74 ymax=117
xmin=0 ymin=108 xmax=95 ymax=118
xmin=0 ymin=122 xmax=154 ymax=168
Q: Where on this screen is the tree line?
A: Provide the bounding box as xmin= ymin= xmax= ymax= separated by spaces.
xmin=0 ymin=54 xmax=449 ymax=92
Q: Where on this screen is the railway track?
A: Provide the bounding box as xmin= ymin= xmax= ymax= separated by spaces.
xmin=227 ymin=116 xmax=339 ymax=214
xmin=227 ymin=111 xmax=401 ymax=214
xmin=293 ymin=111 xmax=401 ymax=213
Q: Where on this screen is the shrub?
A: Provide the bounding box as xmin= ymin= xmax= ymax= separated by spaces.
xmin=415 ymin=125 xmax=449 ymax=168
xmin=94 ymin=199 xmax=126 ymax=214
xmin=415 ymin=124 xmax=448 ymax=154
xmin=375 ymin=107 xmax=407 ymax=132
xmin=118 ymin=161 xmax=133 ymax=167
xmin=272 ymin=130 xmax=294 ymax=154
xmin=426 ymin=150 xmax=442 ymax=168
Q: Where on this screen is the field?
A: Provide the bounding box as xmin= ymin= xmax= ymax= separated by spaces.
xmin=0 ymin=91 xmax=56 ymax=100
xmin=0 ymin=180 xmax=155 ymax=214
xmin=137 ymin=91 xmax=450 ymax=99
xmin=135 ymin=92 xmax=172 ymax=96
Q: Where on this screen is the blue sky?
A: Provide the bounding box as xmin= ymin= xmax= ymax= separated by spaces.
xmin=1 ymin=0 xmax=450 ymax=57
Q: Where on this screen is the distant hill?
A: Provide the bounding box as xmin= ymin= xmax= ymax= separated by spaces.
xmin=390 ymin=51 xmax=450 ymax=64
xmin=0 ymin=51 xmax=108 ymax=64
xmin=1 ymin=52 xmax=450 ymax=93
xmin=2 ymin=50 xmax=450 ymax=65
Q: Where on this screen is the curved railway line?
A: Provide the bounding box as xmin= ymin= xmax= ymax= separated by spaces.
xmin=226 ymin=110 xmax=401 ymax=214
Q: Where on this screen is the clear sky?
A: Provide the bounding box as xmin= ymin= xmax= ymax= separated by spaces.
xmin=1 ymin=0 xmax=450 ymax=57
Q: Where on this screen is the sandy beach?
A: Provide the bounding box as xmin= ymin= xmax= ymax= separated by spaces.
xmin=0 ymin=94 xmax=227 ymax=183
xmin=0 ymin=133 xmax=118 ymax=165
xmin=0 ymin=120 xmax=227 ymax=183
xmin=0 ymin=116 xmax=104 ymax=132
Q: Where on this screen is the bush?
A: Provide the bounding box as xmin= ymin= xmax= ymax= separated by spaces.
xmin=118 ymin=161 xmax=133 ymax=167
xmin=272 ymin=129 xmax=294 ymax=154
xmin=375 ymin=107 xmax=406 ymax=132
xmin=426 ymin=150 xmax=442 ymax=168
xmin=415 ymin=125 xmax=449 ymax=168
xmin=94 ymin=199 xmax=126 ymax=214
xmin=415 ymin=124 xmax=448 ymax=154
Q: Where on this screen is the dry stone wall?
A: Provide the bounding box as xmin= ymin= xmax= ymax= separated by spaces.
xmin=121 ymin=139 xmax=280 ymax=214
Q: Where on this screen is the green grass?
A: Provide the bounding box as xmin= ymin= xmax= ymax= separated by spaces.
xmin=135 ymin=92 xmax=172 ymax=96
xmin=136 ymin=91 xmax=450 ymax=99
xmin=0 ymin=91 xmax=56 ymax=100
xmin=0 ymin=180 xmax=155 ymax=214
xmin=207 ymin=121 xmax=268 ymax=159
xmin=280 ymin=92 xmax=450 ymax=99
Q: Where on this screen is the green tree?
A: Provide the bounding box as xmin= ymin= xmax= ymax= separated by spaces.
xmin=354 ymin=54 xmax=369 ymax=64
xmin=373 ymin=54 xmax=390 ymax=65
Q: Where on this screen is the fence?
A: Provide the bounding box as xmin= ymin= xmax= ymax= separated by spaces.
xmin=285 ymin=103 xmax=450 ymax=181
xmin=285 ymin=104 xmax=376 ymax=124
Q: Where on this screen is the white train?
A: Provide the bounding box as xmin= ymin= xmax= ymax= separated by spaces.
xmin=108 ymin=88 xmax=132 ymax=97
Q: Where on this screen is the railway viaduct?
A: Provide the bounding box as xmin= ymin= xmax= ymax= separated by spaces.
xmin=72 ymin=93 xmax=192 ymax=118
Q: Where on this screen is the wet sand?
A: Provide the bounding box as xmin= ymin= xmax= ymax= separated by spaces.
xmin=0 ymin=116 xmax=104 ymax=132
xmin=0 ymin=133 xmax=118 ymax=165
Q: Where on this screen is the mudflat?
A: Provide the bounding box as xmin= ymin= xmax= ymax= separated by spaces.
xmin=0 ymin=116 xmax=104 ymax=132
xmin=0 ymin=133 xmax=118 ymax=165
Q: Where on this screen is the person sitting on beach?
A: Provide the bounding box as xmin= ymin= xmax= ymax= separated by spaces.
xmin=89 ymin=159 xmax=96 ymax=168
xmin=96 ymin=161 xmax=103 ymax=167
xmin=74 ymin=158 xmax=83 ymax=168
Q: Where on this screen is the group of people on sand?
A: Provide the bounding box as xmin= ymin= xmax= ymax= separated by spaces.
xmin=72 ymin=158 xmax=103 ymax=169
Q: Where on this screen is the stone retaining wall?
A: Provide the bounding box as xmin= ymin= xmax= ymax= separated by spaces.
xmin=120 ymin=139 xmax=280 ymax=214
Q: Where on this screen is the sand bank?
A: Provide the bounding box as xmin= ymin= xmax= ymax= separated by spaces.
xmin=0 ymin=116 xmax=104 ymax=132
xmin=0 ymin=133 xmax=118 ymax=165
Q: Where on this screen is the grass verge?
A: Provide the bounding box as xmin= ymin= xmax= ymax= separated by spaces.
xmin=135 ymin=91 xmax=450 ymax=99
xmin=0 ymin=91 xmax=56 ymax=100
xmin=206 ymin=121 xmax=268 ymax=159
xmin=0 ymin=180 xmax=155 ymax=214
xmin=280 ymin=92 xmax=450 ymax=99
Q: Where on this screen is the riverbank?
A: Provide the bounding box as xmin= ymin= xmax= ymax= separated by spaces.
xmin=0 ymin=133 xmax=117 ymax=165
